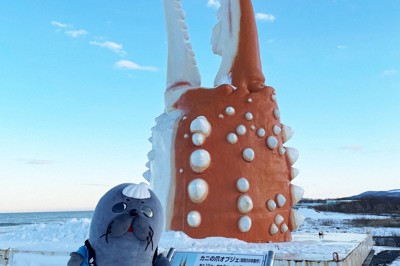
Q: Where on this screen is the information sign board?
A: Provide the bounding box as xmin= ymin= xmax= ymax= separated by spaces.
xmin=170 ymin=251 xmax=273 ymax=266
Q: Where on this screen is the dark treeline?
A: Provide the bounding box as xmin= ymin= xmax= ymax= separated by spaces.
xmin=309 ymin=197 xmax=400 ymax=215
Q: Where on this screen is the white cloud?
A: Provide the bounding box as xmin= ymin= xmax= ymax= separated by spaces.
xmin=65 ymin=29 xmax=88 ymax=38
xmin=18 ymin=158 xmax=53 ymax=165
xmin=90 ymin=41 xmax=126 ymax=55
xmin=255 ymin=13 xmax=276 ymax=22
xmin=339 ymin=145 xmax=363 ymax=153
xmin=380 ymin=68 xmax=398 ymax=77
xmin=336 ymin=45 xmax=348 ymax=49
xmin=51 ymin=20 xmax=68 ymax=28
xmin=114 ymin=60 xmax=158 ymax=72
xmin=207 ymin=0 xmax=220 ymax=9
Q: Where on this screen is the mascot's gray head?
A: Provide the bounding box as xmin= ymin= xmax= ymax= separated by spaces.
xmin=89 ymin=182 xmax=164 ymax=266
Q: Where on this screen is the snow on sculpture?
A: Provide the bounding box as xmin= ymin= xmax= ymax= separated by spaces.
xmin=147 ymin=0 xmax=304 ymax=242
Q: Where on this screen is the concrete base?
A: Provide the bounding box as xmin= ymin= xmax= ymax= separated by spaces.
xmin=274 ymin=233 xmax=373 ymax=266
xmin=159 ymin=232 xmax=373 ymax=266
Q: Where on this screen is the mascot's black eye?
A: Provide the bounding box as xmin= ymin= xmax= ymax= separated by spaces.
xmin=141 ymin=206 xmax=153 ymax=218
xmin=112 ymin=202 xmax=127 ymax=213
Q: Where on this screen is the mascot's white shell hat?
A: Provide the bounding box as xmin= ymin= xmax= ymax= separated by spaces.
xmin=122 ymin=182 xmax=151 ymax=199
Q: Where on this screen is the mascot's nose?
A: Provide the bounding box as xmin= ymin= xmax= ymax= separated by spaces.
xmin=130 ymin=209 xmax=138 ymax=216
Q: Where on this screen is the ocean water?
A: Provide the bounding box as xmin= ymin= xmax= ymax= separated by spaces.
xmin=0 ymin=211 xmax=93 ymax=250
xmin=0 ymin=211 xmax=93 ymax=233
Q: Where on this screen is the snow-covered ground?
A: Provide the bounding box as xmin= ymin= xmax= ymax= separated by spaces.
xmin=0 ymin=208 xmax=399 ymax=265
xmin=297 ymin=207 xmax=400 ymax=237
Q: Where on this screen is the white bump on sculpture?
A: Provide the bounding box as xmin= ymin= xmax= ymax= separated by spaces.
xmin=190 ymin=116 xmax=211 ymax=137
xmin=291 ymin=167 xmax=300 ymax=180
xmin=266 ymin=136 xmax=278 ymax=150
xmin=187 ymin=210 xmax=201 ymax=227
xmin=227 ymin=133 xmax=238 ymax=144
xmin=218 ymin=114 xmax=224 ymax=119
xmin=270 ymin=224 xmax=279 ymax=236
xmin=271 ymin=94 xmax=277 ymax=101
xmin=188 ymin=178 xmax=209 ymax=203
xmin=250 ymin=125 xmax=256 ymax=131
xmin=275 ymin=214 xmax=284 ymax=225
xmin=279 ymin=146 xmax=286 ymax=155
xmin=286 ymin=147 xmax=300 ymax=165
xmin=238 ymin=216 xmax=252 ymax=233
xmin=122 ymin=183 xmax=151 ymax=199
xmin=247 ymin=98 xmax=253 ymax=103
xmin=273 ymin=109 xmax=280 ymax=119
xmin=225 ymin=106 xmax=235 ymax=115
xmin=267 ymin=199 xmax=277 ymax=211
xmin=190 ymin=149 xmax=211 ymax=173
xmin=236 ymin=177 xmax=250 ymax=193
xmin=272 ymin=125 xmax=281 ymax=135
xmin=276 ymin=194 xmax=287 ymax=208
xmin=290 ymin=209 xmax=305 ymax=231
xmin=192 ymin=133 xmax=206 ymax=146
xmin=244 ymin=112 xmax=253 ymax=121
xmin=236 ymin=125 xmax=246 ymax=135
xmin=257 ymin=128 xmax=266 ymax=138
xmin=184 ymin=133 xmax=189 ymax=139
xmin=238 ymin=195 xmax=254 ymax=214
xmin=281 ymin=223 xmax=289 ymax=233
xmin=179 ymin=168 xmax=184 ymax=173
xmin=282 ymin=124 xmax=294 ymax=143
xmin=291 ymin=185 xmax=305 ymax=205
xmin=242 ymin=148 xmax=255 ymax=162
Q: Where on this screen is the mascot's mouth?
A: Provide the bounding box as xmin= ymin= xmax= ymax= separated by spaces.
xmin=100 ymin=212 xmax=154 ymax=251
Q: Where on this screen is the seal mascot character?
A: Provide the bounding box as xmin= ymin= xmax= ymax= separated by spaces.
xmin=67 ymin=182 xmax=171 ymax=266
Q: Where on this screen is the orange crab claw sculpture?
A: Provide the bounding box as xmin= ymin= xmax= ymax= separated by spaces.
xmin=146 ymin=0 xmax=305 ymax=243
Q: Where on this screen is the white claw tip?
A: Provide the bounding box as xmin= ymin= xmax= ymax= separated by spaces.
xmin=282 ymin=124 xmax=294 ymax=143
xmin=290 ymin=209 xmax=305 ymax=231
xmin=286 ymin=147 xmax=300 ymax=165
xmin=291 ymin=185 xmax=305 ymax=205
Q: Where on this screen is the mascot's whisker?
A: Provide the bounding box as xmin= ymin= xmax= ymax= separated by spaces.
xmin=100 ymin=221 xmax=114 ymax=243
xmin=145 ymin=226 xmax=154 ymax=251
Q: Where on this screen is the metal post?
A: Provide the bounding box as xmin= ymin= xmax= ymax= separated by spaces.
xmin=166 ymin=247 xmax=176 ymax=262
xmin=263 ymin=250 xmax=275 ymax=266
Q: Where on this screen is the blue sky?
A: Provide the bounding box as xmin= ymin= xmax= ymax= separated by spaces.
xmin=0 ymin=0 xmax=399 ymax=212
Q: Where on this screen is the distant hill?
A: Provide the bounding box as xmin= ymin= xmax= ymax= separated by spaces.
xmin=350 ymin=189 xmax=400 ymax=199
xmin=300 ymin=189 xmax=400 ymax=215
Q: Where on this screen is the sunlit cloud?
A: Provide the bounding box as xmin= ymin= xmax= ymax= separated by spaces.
xmin=114 ymin=60 xmax=158 ymax=72
xmin=255 ymin=13 xmax=276 ymax=22
xmin=65 ymin=29 xmax=88 ymax=38
xmin=207 ymin=0 xmax=220 ymax=9
xmin=380 ymin=68 xmax=398 ymax=77
xmin=90 ymin=41 xmax=126 ymax=55
xmin=18 ymin=159 xmax=53 ymax=165
xmin=51 ymin=20 xmax=68 ymax=28
xmin=339 ymin=145 xmax=363 ymax=153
